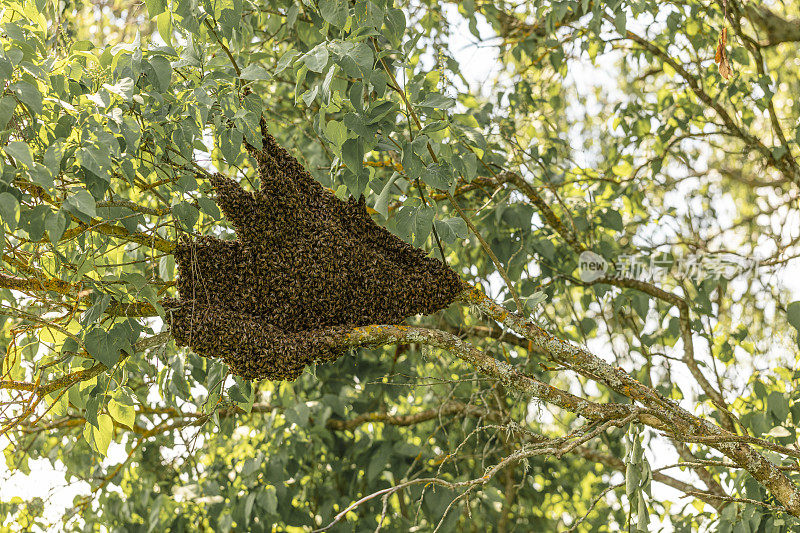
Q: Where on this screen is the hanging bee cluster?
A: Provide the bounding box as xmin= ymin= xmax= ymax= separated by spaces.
xmin=164 ymin=125 xmax=465 ymax=381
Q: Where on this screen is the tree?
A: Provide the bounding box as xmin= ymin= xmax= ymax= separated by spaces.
xmin=1 ymin=0 xmax=800 ymax=530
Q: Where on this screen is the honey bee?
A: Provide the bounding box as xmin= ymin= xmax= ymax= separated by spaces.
xmin=165 ymin=126 xmax=464 ymax=381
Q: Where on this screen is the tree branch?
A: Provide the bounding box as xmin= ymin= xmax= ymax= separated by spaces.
xmin=459 ymin=286 xmax=800 ymax=516
xmin=320 ymin=323 xmax=648 ymax=424
xmin=743 ymin=4 xmax=800 ymax=45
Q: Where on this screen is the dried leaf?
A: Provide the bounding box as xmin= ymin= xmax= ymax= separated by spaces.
xmin=714 ymin=27 xmax=726 ymax=63
xmin=715 ymin=27 xmax=734 ymax=80
xmin=718 ymin=57 xmax=734 ymax=79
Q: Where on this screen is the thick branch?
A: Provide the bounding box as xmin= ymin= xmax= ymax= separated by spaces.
xmin=459 ymin=286 xmax=800 ymax=516
xmin=60 ymin=221 xmax=174 ymax=253
xmin=744 ymin=4 xmax=800 ymax=45
xmin=13 ymin=178 xmax=174 ymax=252
xmin=498 ymin=171 xmax=584 ymax=252
xmin=0 ymin=271 xmax=78 ymax=295
xmin=1 ymin=332 xmax=171 ymax=396
xmin=320 ymin=324 xmax=650 ymax=424
xmin=0 ymin=272 xmax=158 ymax=318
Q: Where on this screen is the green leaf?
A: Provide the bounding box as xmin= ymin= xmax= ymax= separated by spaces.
xmin=374 ymin=172 xmax=399 ymax=219
xmin=0 ymin=96 xmax=16 ymax=129
xmin=633 ymin=118 xmax=651 ymax=137
xmin=242 ymin=92 xmax=263 ymax=116
xmin=156 ymin=11 xmax=172 ymax=46
xmin=325 ymin=119 xmax=347 ymax=147
xmin=366 ymin=100 xmax=395 ymax=124
xmin=285 ymin=402 xmax=310 ymax=427
xmin=332 ymin=41 xmax=374 ymax=73
xmin=79 ymin=144 xmax=112 ymax=181
xmin=342 ymin=168 xmax=369 ymax=198
xmin=787 ymin=302 xmax=800 ymax=335
xmin=236 ymin=111 xmax=263 ymax=149
xmin=367 ymin=443 xmax=392 ymax=481
xmin=230 ymin=379 xmax=255 ymax=412
xmin=418 ymin=93 xmax=455 ymax=109
xmin=601 ymin=210 xmax=623 ymax=231
xmin=108 ymin=396 xmax=136 ymax=428
xmin=10 ymin=81 xmax=43 ymax=115
xmin=321 ymin=67 xmax=339 ymax=101
xmin=423 ymin=162 xmax=452 ymax=190
xmin=159 ymin=255 xmax=175 ymax=282
xmin=243 ymin=492 xmax=255 ymax=525
xmin=421 ymin=120 xmax=448 ymax=134
xmin=383 ymin=8 xmax=406 ymax=46
xmin=19 ymin=205 xmax=48 ymax=241
xmin=44 ymin=141 xmax=64 ymax=174
xmin=302 ymin=44 xmax=329 ymax=73
xmin=394 ymin=441 xmax=420 ymax=457
xmin=341 ymin=138 xmax=364 ymax=173
xmin=614 ymin=9 xmax=627 ymax=34
xmin=453 ymin=151 xmax=477 ymax=182
xmin=197 ymin=197 xmax=220 ymax=219
xmin=344 ymin=112 xmax=376 ymax=137
xmin=240 ymin=64 xmax=271 ymax=80
xmin=144 ymin=0 xmax=165 ymax=18
xmin=632 ymin=293 xmax=650 ymax=319
xmin=626 ymin=463 xmax=641 ymax=496
xmin=172 ymin=201 xmax=199 ymax=230
xmin=433 ymin=217 xmax=467 ymax=244
xmin=396 ymin=204 xmax=434 ymax=246
xmin=301 ymin=84 xmax=319 ymax=106
xmin=84 ymin=327 xmax=120 ymax=367
xmin=45 ymin=209 xmax=67 ymax=243
xmin=766 ymin=426 xmax=792 ymax=438
xmin=275 ymin=50 xmax=299 ymax=75
xmin=63 ymin=190 xmax=97 ymax=219
xmin=320 ymin=0 xmax=348 ymax=28
xmin=349 ymin=81 xmax=364 ymax=113
xmin=0 ymin=192 xmax=20 ymax=231
xmin=31 ymin=165 xmax=54 ymax=190
xmin=355 ymin=0 xmax=384 ymax=29
xmin=401 ymin=144 xmax=424 ymax=181
xmin=612 ymin=160 xmax=633 ymax=177
xmin=767 ymin=391 xmax=789 ymax=422
xmin=5 ymin=141 xmax=33 ymax=167
xmin=149 ymin=55 xmax=172 ymax=91
xmin=103 ymin=77 xmax=135 ymax=101
xmin=44 ymin=388 xmax=69 ymax=417
xmin=261 ymin=486 xmax=278 ymax=514
xmin=83 ymin=413 xmax=113 ymax=456
xmin=220 ymin=128 xmax=243 ymax=164
xmin=0 ymin=56 xmax=12 ymax=84
xmin=83 ymin=294 xmax=112 ymax=326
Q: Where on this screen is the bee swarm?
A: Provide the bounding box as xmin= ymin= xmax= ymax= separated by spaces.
xmin=164 ymin=127 xmax=464 ymax=381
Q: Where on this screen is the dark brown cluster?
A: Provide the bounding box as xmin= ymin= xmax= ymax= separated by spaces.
xmin=164 ymin=124 xmax=464 ymax=381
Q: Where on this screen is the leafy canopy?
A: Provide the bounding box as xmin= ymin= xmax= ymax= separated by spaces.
xmin=1 ymin=0 xmax=800 ymax=532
